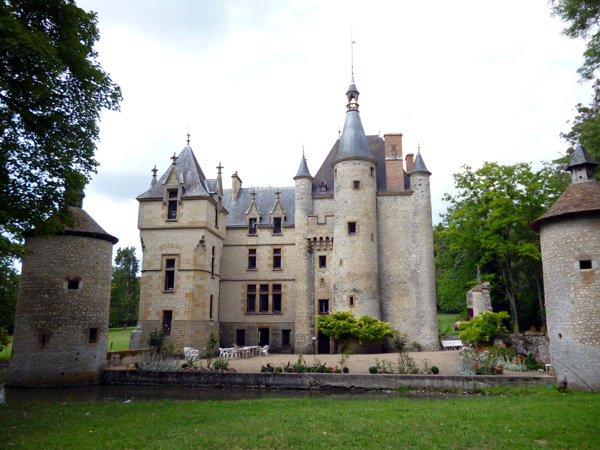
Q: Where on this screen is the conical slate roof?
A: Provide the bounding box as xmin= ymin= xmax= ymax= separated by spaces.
xmin=294 ymin=154 xmax=312 ymax=179
xmin=65 ymin=207 xmax=119 ymax=244
xmin=410 ymin=151 xmax=431 ymax=175
xmin=137 ymin=145 xmax=212 ymax=200
xmin=332 ymin=79 xmax=375 ymax=165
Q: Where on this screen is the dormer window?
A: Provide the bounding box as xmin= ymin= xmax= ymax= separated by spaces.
xmin=273 ymin=217 xmax=282 ymax=234
xmin=319 ymin=181 xmax=328 ymax=193
xmin=167 ymin=189 xmax=178 ymax=220
xmin=248 ymin=217 xmax=258 ymax=235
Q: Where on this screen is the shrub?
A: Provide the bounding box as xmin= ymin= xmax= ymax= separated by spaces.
xmin=213 ymin=357 xmax=230 ymax=371
xmin=525 ymin=352 xmax=545 ymax=371
xmin=135 ymin=353 xmax=180 ymax=371
xmin=146 ymin=329 xmax=167 ymax=353
xmin=334 ymin=368 xmax=342 ymax=373
xmin=390 ymin=331 xmax=408 ymax=353
xmin=342 ymin=367 xmax=349 ymax=374
xmin=369 ymin=366 xmax=378 ymax=374
xmin=204 ymin=332 xmax=220 ymax=369
xmin=317 ymin=311 xmax=393 ymax=351
xmin=459 ymin=311 xmax=511 ymax=345
xmin=431 ymin=366 xmax=439 ymax=374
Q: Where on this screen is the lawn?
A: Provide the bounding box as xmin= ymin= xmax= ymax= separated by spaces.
xmin=437 ymin=312 xmax=461 ymax=335
xmin=0 ymin=328 xmax=133 ymax=359
xmin=1 ymin=387 xmax=598 ymax=449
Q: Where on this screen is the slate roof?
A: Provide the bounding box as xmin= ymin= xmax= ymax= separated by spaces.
xmin=567 ymin=143 xmax=598 ymax=170
xmin=222 ymin=186 xmax=296 ymax=227
xmin=411 ymin=151 xmax=430 ymax=174
xmin=332 ymin=109 xmax=375 ymax=164
xmin=531 ymin=180 xmax=600 ymax=231
xmin=137 ymin=145 xmax=212 ymax=200
xmin=294 ymin=154 xmax=312 ymax=179
xmin=312 ymin=135 xmax=391 ymax=194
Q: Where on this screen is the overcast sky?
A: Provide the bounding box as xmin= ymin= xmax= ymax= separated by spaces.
xmin=75 ymin=0 xmax=592 ymax=260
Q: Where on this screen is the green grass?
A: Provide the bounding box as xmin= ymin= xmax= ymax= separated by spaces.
xmin=0 ymin=328 xmax=133 ymax=359
xmin=107 ymin=327 xmax=134 ymax=352
xmin=437 ymin=312 xmax=461 ymax=336
xmin=0 ymin=387 xmax=598 ymax=449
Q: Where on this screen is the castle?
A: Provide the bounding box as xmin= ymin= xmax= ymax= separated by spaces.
xmin=131 ymin=78 xmax=438 ymax=354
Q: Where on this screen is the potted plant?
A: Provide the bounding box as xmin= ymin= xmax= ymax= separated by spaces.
xmin=412 ymin=341 xmax=421 ymax=352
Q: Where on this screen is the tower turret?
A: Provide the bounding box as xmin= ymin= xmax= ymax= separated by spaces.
xmin=294 ymin=152 xmax=315 ymax=352
xmin=332 ymin=78 xmax=380 ymax=319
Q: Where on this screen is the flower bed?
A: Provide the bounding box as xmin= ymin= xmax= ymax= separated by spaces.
xmin=453 ymin=345 xmax=528 ymax=375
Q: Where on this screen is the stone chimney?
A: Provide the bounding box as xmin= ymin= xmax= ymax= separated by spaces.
xmin=231 ymin=172 xmax=242 ymax=201
xmin=383 ymin=133 xmax=404 ymax=191
xmin=405 ymin=153 xmax=414 ymax=173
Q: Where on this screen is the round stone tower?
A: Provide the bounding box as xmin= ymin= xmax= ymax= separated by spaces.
xmin=294 ymin=153 xmax=316 ymax=353
xmin=7 ymin=203 xmax=118 ymax=387
xmin=332 ymin=77 xmax=380 ymax=319
xmin=531 ymin=143 xmax=600 ymax=391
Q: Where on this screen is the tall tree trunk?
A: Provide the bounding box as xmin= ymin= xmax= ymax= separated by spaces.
xmin=501 ymin=251 xmax=520 ymax=333
xmin=533 ymin=263 xmax=546 ymax=327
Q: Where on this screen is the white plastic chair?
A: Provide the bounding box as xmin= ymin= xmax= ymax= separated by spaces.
xmin=259 ymin=345 xmax=269 ymax=356
xmin=184 ymin=347 xmax=199 ymax=361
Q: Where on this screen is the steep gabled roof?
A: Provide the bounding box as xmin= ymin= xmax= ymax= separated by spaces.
xmin=137 ymin=145 xmax=212 ymax=200
xmin=222 ymin=186 xmax=296 ymax=226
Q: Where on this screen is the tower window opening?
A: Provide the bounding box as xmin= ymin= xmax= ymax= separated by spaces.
xmin=580 ymin=260 xmax=592 ymax=270
xmin=215 ymin=207 xmax=219 ymax=227
xmin=162 ymin=310 xmax=173 ymax=335
xmin=353 ymin=180 xmax=360 ymax=189
xmin=348 ymin=222 xmax=357 ymax=234
xmin=349 ymin=296 xmax=355 ymax=307
xmin=209 ymin=295 xmax=214 ymax=320
xmin=164 ymin=258 xmax=176 ymax=291
xmin=247 ymin=284 xmax=256 ymax=312
xmin=319 ymin=255 xmax=327 ymax=268
xmin=167 ymin=189 xmax=178 ymax=220
xmin=370 ymin=167 xmax=374 ymax=177
xmin=67 ymin=280 xmax=80 ymax=290
xmin=319 ymin=299 xmax=330 ymax=315
xmin=40 ymin=334 xmax=47 ymax=347
xmin=211 ymin=246 xmax=215 ymax=276
xmin=88 ymin=328 xmax=98 ymax=344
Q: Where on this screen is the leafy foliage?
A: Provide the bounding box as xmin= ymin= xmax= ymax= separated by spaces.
xmin=436 ymin=162 xmax=566 ymax=331
xmin=0 ymin=257 xmax=19 ymax=329
xmin=110 ymin=247 xmax=140 ymax=328
xmin=204 ymin=332 xmax=219 ymax=369
xmin=459 ymin=311 xmax=511 ymax=345
xmin=0 ymin=0 xmax=122 ymax=257
xmin=146 ymin=329 xmax=167 ymax=353
xmin=317 ymin=311 xmax=393 ymax=350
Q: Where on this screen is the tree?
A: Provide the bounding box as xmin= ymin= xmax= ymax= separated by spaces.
xmin=552 ymin=0 xmax=600 ymax=82
xmin=438 ymin=162 xmax=566 ymax=332
xmin=0 ymin=256 xmax=19 ymax=330
xmin=110 ymin=247 xmax=140 ymax=328
xmin=0 ymin=0 xmax=122 ymax=258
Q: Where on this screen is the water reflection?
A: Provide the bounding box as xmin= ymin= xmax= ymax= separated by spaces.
xmin=0 ymin=384 xmax=450 ymax=404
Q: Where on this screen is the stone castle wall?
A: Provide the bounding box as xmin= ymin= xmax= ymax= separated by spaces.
xmin=7 ymin=235 xmax=114 ymax=386
xmin=540 ymin=214 xmax=600 ymax=391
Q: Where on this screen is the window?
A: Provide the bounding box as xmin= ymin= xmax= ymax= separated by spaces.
xmin=260 ymin=284 xmax=269 ymax=312
xmin=273 ymin=248 xmax=282 ymax=270
xmin=164 ymin=258 xmax=176 ymax=291
xmin=167 ymin=189 xmax=178 ymax=220
xmin=89 ymin=328 xmax=98 ymax=344
xmin=319 ymin=299 xmax=329 ymax=315
xmin=209 ymin=295 xmax=214 ymax=320
xmin=349 ymin=296 xmax=355 ymax=307
xmin=67 ymin=280 xmax=80 ymax=290
xmin=248 ymin=249 xmax=257 ymax=270
xmin=162 ymin=310 xmax=173 ymax=335
xmin=348 ymin=222 xmax=357 ymax=234
xmin=273 ymin=217 xmax=282 ymax=234
xmin=273 ymin=284 xmax=282 ymax=313
xmin=319 ymin=255 xmax=327 ymax=268
xmin=370 ymin=167 xmax=374 ymax=177
xmin=319 ymin=181 xmax=327 ymax=192
xmin=353 ymin=180 xmax=360 ymax=189
xmin=248 ymin=217 xmax=257 ymax=235
xmin=580 ymin=260 xmax=592 ymax=270
xmin=40 ymin=334 xmax=48 ymax=347
xmin=215 ymin=207 xmax=219 ymax=227
xmin=211 ymin=247 xmax=215 ymax=276
xmin=247 ymin=285 xmax=256 ymax=312
xmin=282 ymin=329 xmax=291 ymax=347
xmin=258 ymin=327 xmax=269 ymax=346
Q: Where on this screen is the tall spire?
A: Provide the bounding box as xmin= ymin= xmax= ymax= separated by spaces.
xmin=294 ymin=151 xmax=312 ymax=179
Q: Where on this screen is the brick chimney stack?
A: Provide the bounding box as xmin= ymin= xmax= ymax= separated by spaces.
xmin=384 ymin=133 xmax=405 ymax=191
xmin=405 ymin=153 xmax=414 ymax=173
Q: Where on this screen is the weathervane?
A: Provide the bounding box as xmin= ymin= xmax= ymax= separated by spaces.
xmin=186 ymin=127 xmax=191 ymax=146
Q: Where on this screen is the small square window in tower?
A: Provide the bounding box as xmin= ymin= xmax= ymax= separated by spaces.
xmin=353 ymin=180 xmax=360 ymax=189
xmin=164 ymin=258 xmax=176 ymax=291
xmin=273 ymin=217 xmax=282 ymax=234
xmin=580 ymin=260 xmax=592 ymax=270
xmin=248 ymin=217 xmax=257 ymax=235
xmin=319 ymin=299 xmax=329 ymax=315
xmin=273 ymin=248 xmax=282 ymax=270
xmin=348 ymin=222 xmax=357 ymax=234
xmin=88 ymin=328 xmax=98 ymax=344
xmin=248 ymin=249 xmax=257 ymax=270
xmin=167 ymin=189 xmax=178 ymax=220
xmin=319 ymin=255 xmax=327 ymax=268
xmin=67 ymin=280 xmax=80 ymax=290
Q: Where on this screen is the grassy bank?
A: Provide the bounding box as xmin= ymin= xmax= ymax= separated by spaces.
xmin=437 ymin=312 xmax=460 ymax=335
xmin=1 ymin=387 xmax=598 ymax=449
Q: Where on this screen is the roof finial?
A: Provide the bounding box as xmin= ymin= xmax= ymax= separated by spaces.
xmin=418 ymin=142 xmax=421 ymax=152
xmin=171 ymin=152 xmax=178 ymax=165
xmin=251 ymin=188 xmax=256 ymax=200
xmin=186 ymin=127 xmax=191 ymax=146
xmin=275 ymin=188 xmax=281 ymax=200
xmin=216 ymin=162 xmax=223 ymax=175
xmin=302 ymin=144 xmax=305 ymax=157
xmin=151 ymin=165 xmax=158 ymax=187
